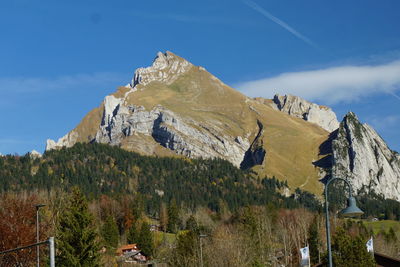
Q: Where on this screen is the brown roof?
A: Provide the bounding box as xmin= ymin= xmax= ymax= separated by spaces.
xmin=116 ymin=244 xmax=138 ymax=255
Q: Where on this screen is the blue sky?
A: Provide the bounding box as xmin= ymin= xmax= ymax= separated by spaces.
xmin=0 ymin=0 xmax=399 ymax=155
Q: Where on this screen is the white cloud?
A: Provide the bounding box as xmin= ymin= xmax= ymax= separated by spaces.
xmin=236 ymin=60 xmax=400 ymax=104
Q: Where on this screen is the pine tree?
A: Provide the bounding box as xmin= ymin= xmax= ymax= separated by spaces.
xmin=185 ymin=215 xmax=198 ymax=234
xmin=307 ymin=216 xmax=321 ymax=265
xmin=167 ymin=199 xmax=179 ymax=233
xmin=132 ymin=193 xmax=144 ymax=220
xmin=330 ymin=228 xmax=375 ymax=267
xmin=137 ymin=221 xmax=154 ymax=257
xmin=127 ymin=223 xmax=138 ymax=244
xmin=101 ymin=215 xmax=119 ymax=249
xmin=169 ymin=230 xmax=198 ymax=266
xmin=159 ymin=202 xmax=168 ymax=232
xmin=56 ymin=187 xmax=100 ymax=267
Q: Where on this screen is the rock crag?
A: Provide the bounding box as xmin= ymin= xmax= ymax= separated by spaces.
xmin=331 ymin=112 xmax=400 ymax=200
xmin=272 ymin=94 xmax=339 ymax=132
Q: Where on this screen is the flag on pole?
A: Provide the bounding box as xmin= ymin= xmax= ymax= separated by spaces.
xmin=366 ymin=237 xmax=373 ymax=253
xmin=300 ymin=246 xmax=310 ymax=267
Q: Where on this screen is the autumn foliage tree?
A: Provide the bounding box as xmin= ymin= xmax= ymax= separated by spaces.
xmin=0 ymin=193 xmax=47 ymax=266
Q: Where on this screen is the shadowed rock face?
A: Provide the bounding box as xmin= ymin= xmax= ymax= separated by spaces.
xmin=331 ymin=112 xmax=400 ymax=200
xmin=272 ymin=94 xmax=339 ymax=132
xmin=240 ymin=120 xmax=266 ymax=169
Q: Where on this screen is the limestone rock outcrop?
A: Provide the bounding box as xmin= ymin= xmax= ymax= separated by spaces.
xmin=46 ymin=131 xmax=79 ymax=151
xmin=94 ymin=95 xmax=250 ymax=167
xmin=130 ymin=51 xmax=192 ymax=87
xmin=272 ymin=94 xmax=339 ymax=132
xmin=331 ymin=112 xmax=400 ymax=201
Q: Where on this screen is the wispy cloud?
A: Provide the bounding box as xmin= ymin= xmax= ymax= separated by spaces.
xmin=368 ymin=115 xmax=400 ymax=132
xmin=0 ymin=72 xmax=126 ymax=94
xmin=243 ymin=0 xmax=318 ymax=49
xmin=236 ymin=60 xmax=400 ymax=104
xmin=0 ymin=138 xmax=35 ymax=144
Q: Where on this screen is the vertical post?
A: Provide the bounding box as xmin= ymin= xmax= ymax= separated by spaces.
xmin=48 ymin=237 xmax=55 ymax=267
xmin=325 ymin=187 xmax=332 ymax=267
xmin=35 ymin=204 xmax=45 ymax=267
xmin=199 ymin=234 xmax=206 ymax=267
xmin=199 ymin=237 xmax=203 ymax=267
xmin=36 ymin=207 xmax=40 ymax=267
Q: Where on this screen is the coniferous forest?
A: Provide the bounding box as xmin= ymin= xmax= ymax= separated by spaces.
xmin=0 ymin=143 xmax=399 ymax=266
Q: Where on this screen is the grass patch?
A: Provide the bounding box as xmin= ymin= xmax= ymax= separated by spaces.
xmin=154 ymin=231 xmax=176 ymax=245
xmin=364 ymin=220 xmax=400 ymax=234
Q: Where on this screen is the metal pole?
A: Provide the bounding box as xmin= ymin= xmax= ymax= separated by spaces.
xmin=35 ymin=204 xmax=45 ymax=267
xmin=199 ymin=237 xmax=203 ymax=267
xmin=199 ymin=234 xmax=206 ymax=267
xmin=48 ymin=237 xmax=55 ymax=267
xmin=325 ymin=184 xmax=333 ymax=267
xmin=36 ymin=207 xmax=40 ymax=267
xmin=324 ymin=177 xmax=354 ymax=267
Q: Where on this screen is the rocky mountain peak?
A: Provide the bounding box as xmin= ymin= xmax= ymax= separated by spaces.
xmin=130 ymin=51 xmax=192 ymax=87
xmin=331 ymin=112 xmax=400 ymax=200
xmin=272 ymin=94 xmax=339 ymax=132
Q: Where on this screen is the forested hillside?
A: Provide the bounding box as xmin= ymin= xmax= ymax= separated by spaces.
xmin=1 ymin=143 xmax=399 ymax=220
xmin=0 ymin=143 xmax=321 ymax=215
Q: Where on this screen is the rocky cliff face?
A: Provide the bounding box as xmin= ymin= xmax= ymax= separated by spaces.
xmin=331 ymin=112 xmax=400 ymax=201
xmin=94 ymin=98 xmax=250 ymax=167
xmin=272 ymin=94 xmax=339 ymax=132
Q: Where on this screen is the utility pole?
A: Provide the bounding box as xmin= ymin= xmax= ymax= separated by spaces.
xmin=35 ymin=204 xmax=46 ymax=267
xmin=199 ymin=234 xmax=207 ymax=267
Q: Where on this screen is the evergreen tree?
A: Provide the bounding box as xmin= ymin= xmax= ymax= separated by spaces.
xmin=330 ymin=228 xmax=375 ymax=267
xmin=56 ymin=187 xmax=100 ymax=267
xmin=169 ymin=230 xmax=199 ymax=267
xmin=185 ymin=215 xmax=199 ymax=234
xmin=159 ymin=202 xmax=168 ymax=232
xmin=137 ymin=221 xmax=154 ymax=257
xmin=307 ymin=216 xmax=321 ymax=265
xmin=132 ymin=193 xmax=144 ymax=220
xmin=167 ymin=199 xmax=179 ymax=233
xmin=126 ymin=222 xmax=138 ymax=244
xmin=101 ymin=215 xmax=119 ymax=249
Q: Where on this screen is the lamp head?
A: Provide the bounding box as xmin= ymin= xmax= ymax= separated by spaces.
xmin=340 ymin=197 xmax=364 ymax=217
xmin=35 ymin=204 xmax=46 ymax=209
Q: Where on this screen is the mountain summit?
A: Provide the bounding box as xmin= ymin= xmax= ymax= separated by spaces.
xmin=46 ymin=51 xmax=400 ymax=199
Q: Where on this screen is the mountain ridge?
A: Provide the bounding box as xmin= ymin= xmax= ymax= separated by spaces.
xmin=46 ymin=51 xmax=400 ymax=199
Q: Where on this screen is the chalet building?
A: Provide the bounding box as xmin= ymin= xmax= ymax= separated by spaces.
xmin=117 ymin=244 xmax=148 ymax=264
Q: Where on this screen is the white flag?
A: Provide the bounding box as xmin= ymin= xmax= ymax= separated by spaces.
xmin=366 ymin=237 xmax=373 ymax=253
xmin=300 ymin=246 xmax=310 ymax=267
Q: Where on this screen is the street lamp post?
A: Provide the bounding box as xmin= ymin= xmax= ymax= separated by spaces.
xmin=324 ymin=177 xmax=364 ymax=267
xmin=35 ymin=204 xmax=46 ymax=267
